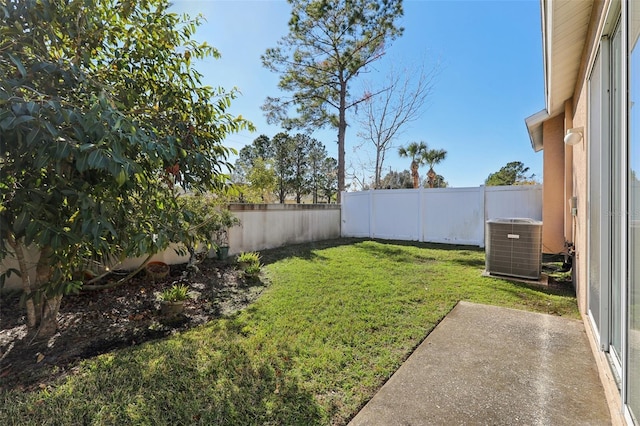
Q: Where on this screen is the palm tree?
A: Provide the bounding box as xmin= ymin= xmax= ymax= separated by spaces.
xmin=398 ymin=141 xmax=428 ymax=188
xmin=423 ymin=148 xmax=447 ymax=188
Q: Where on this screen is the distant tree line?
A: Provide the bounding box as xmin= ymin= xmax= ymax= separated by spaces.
xmin=376 ymin=169 xmax=448 ymax=190
xmin=233 ymin=134 xmax=338 ymax=203
xmin=485 ymin=161 xmax=538 ymax=186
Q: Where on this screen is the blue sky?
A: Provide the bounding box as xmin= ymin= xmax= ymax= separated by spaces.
xmin=171 ymin=0 xmax=545 ymax=188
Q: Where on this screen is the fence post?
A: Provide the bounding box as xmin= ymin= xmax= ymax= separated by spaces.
xmin=369 ymin=189 xmax=375 ymax=239
xmin=480 ymin=185 xmax=487 ymax=248
xmin=418 ymin=187 xmax=425 ymax=242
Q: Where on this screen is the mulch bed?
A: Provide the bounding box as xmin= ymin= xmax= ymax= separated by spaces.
xmin=0 ymin=257 xmax=266 ymax=392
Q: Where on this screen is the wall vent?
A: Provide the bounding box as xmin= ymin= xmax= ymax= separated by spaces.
xmin=485 ymin=218 xmax=543 ymax=279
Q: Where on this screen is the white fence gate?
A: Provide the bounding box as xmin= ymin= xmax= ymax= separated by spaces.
xmin=341 ymin=185 xmax=542 ymax=247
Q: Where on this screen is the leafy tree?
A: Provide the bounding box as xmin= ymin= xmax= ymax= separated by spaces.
xmin=271 ymin=132 xmax=296 ymax=203
xmin=485 ymin=161 xmax=537 ymax=186
xmin=423 ymin=148 xmax=447 ymax=188
xmin=397 ymin=141 xmax=428 ymax=188
xmin=234 ymin=134 xmax=274 ymax=183
xmin=245 ymin=158 xmax=277 ymax=203
xmin=291 ymin=133 xmax=312 ymax=203
xmin=307 ymin=138 xmax=329 ymax=203
xmin=262 ymin=0 xmax=404 ymax=202
xmin=380 ymin=170 xmax=414 ymax=189
xmin=356 ymin=62 xmax=436 ymax=189
xmin=234 ymin=133 xmax=328 ymax=203
xmin=0 ymin=0 xmax=250 ymax=337
xmin=319 ymin=157 xmax=339 ymax=203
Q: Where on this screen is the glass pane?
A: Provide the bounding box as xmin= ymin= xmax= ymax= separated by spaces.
xmin=610 ymin=23 xmax=622 ymax=361
xmin=589 ymin=51 xmax=602 ymax=333
xmin=628 ymin=1 xmax=640 ymax=421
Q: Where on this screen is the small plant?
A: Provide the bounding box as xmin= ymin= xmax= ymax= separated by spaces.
xmin=159 ymin=284 xmax=190 ymax=302
xmin=244 ymin=263 xmax=262 ymax=277
xmin=237 ymin=251 xmax=261 ymax=267
xmin=213 ymin=208 xmax=241 ymax=248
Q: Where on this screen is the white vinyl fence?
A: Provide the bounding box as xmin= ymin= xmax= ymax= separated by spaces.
xmin=341 ymin=185 xmax=542 ymax=247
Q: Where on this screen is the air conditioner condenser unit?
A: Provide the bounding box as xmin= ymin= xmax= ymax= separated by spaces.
xmin=485 ymin=218 xmax=543 ymax=280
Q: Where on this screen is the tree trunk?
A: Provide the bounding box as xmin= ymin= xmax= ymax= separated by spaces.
xmin=37 ymin=294 xmax=62 ymax=337
xmin=427 ymin=167 xmax=436 ymax=188
xmin=33 ymin=246 xmax=59 ymax=338
xmin=279 ymin=176 xmax=285 ymax=203
xmin=411 ymin=161 xmax=419 ymax=189
xmin=6 ymin=234 xmax=37 ymax=329
xmin=337 ymin=82 xmax=347 ymax=203
xmin=5 ymin=240 xmax=60 ymax=338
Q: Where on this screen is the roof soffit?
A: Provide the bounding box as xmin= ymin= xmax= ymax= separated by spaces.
xmin=544 ymin=0 xmax=594 ymax=117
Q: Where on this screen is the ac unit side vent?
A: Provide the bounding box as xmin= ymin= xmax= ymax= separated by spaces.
xmin=485 ymin=218 xmax=543 ymax=279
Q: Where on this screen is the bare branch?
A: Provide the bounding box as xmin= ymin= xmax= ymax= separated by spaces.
xmin=355 ymin=59 xmax=439 ymax=188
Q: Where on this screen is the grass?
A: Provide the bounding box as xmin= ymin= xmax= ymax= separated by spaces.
xmin=0 ymin=239 xmax=578 ymax=425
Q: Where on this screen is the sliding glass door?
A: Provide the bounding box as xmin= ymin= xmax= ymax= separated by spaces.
xmin=628 ymin=0 xmax=640 ymax=421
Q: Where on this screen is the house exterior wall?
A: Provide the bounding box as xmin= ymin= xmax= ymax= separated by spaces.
xmin=572 ymin=81 xmax=589 ymax=315
xmin=530 ymin=1 xmax=637 ymax=423
xmin=568 ymin=50 xmax=627 ymax=424
xmin=541 ymin=114 xmax=566 ymax=254
xmin=565 ymin=4 xmax=626 ymax=421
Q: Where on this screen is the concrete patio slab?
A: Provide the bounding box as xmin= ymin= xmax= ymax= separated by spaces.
xmin=349 ymin=301 xmax=611 ymax=426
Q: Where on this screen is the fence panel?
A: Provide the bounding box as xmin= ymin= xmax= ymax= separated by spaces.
xmin=485 ymin=185 xmax=542 ymax=221
xmin=423 ymin=188 xmax=485 ymax=246
xmin=341 ymin=191 xmax=371 ymax=237
xmin=371 ymin=189 xmax=421 ymax=240
xmin=341 ymin=185 xmax=542 ymax=248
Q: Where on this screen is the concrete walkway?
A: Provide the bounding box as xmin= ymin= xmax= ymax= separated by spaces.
xmin=349 ymin=301 xmax=611 ymax=426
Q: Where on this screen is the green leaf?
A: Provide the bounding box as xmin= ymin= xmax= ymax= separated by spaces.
xmin=26 ymin=127 xmax=41 ymax=145
xmin=55 ymin=141 xmax=71 ymax=158
xmin=8 ymin=53 xmax=27 ymax=77
xmin=0 ymin=116 xmax=15 ymax=130
xmin=116 ymin=169 xmax=127 ymax=186
xmin=87 ymin=149 xmax=104 ymax=169
xmin=14 ymin=210 xmax=30 ymax=234
xmin=12 ymin=115 xmax=35 ymax=127
xmin=44 ymin=121 xmax=58 ymax=137
xmin=76 ymin=152 xmax=88 ymax=172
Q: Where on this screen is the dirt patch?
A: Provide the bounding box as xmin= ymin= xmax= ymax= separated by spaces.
xmin=0 ymin=257 xmax=266 ymax=392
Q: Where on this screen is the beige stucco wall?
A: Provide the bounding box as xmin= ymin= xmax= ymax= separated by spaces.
xmin=541 ymin=114 xmax=566 ymax=255
xmin=571 ymin=86 xmax=588 ymax=315
xmin=536 ymin=2 xmax=627 ymax=423
xmin=569 ymin=0 xmax=603 ymax=316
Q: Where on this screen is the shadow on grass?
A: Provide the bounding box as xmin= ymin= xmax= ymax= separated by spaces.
xmin=259 ymin=237 xmax=366 ymax=265
xmin=493 ymin=275 xmax=576 ymax=298
xmin=363 ymin=238 xmax=484 ymax=252
xmin=352 ymin=241 xmax=436 ymax=264
xmin=259 ymin=238 xmax=486 ymax=266
xmin=352 ymin=239 xmax=483 ymax=264
xmin=1 ymin=319 xmax=326 ymax=425
xmin=450 ymin=257 xmax=486 ymax=268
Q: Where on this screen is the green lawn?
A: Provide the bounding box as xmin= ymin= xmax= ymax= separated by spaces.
xmin=0 ymin=239 xmax=578 ymax=425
